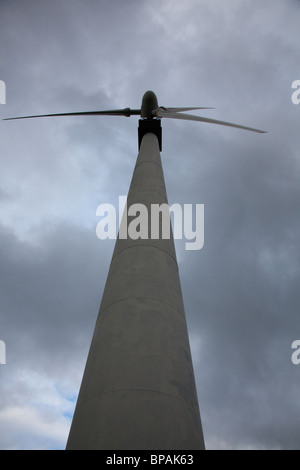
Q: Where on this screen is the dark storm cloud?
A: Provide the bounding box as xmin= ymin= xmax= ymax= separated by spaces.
xmin=1 ymin=0 xmax=300 ymax=449
xmin=0 ymin=221 xmax=114 ymax=448
xmin=178 ymin=132 xmax=300 ymax=448
xmin=0 ymin=221 xmax=113 ymax=366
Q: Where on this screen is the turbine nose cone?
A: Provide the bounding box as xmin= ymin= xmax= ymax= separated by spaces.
xmin=141 ymin=90 xmax=158 ymax=118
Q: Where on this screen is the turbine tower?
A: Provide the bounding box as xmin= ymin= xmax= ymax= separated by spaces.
xmin=68 ymin=132 xmax=205 ymax=450
xmin=4 ymin=91 xmax=265 ymax=450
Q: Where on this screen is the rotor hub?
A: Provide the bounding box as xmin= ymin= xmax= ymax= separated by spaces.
xmin=141 ymin=90 xmax=159 ymax=119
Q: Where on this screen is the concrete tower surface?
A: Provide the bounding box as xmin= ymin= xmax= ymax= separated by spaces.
xmin=66 ymin=129 xmax=205 ymax=450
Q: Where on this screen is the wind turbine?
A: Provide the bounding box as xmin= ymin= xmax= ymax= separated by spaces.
xmin=4 ymin=89 xmax=266 ymax=134
xmin=4 ymin=91 xmax=266 ymax=450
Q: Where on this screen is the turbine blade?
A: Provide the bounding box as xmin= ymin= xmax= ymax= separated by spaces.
xmin=156 ymin=110 xmax=267 ymax=133
xmin=3 ymin=108 xmax=141 ymax=121
xmin=158 ymin=106 xmax=214 ymax=113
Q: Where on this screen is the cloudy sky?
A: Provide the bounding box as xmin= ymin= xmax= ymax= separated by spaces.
xmin=1 ymin=0 xmax=300 ymax=450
